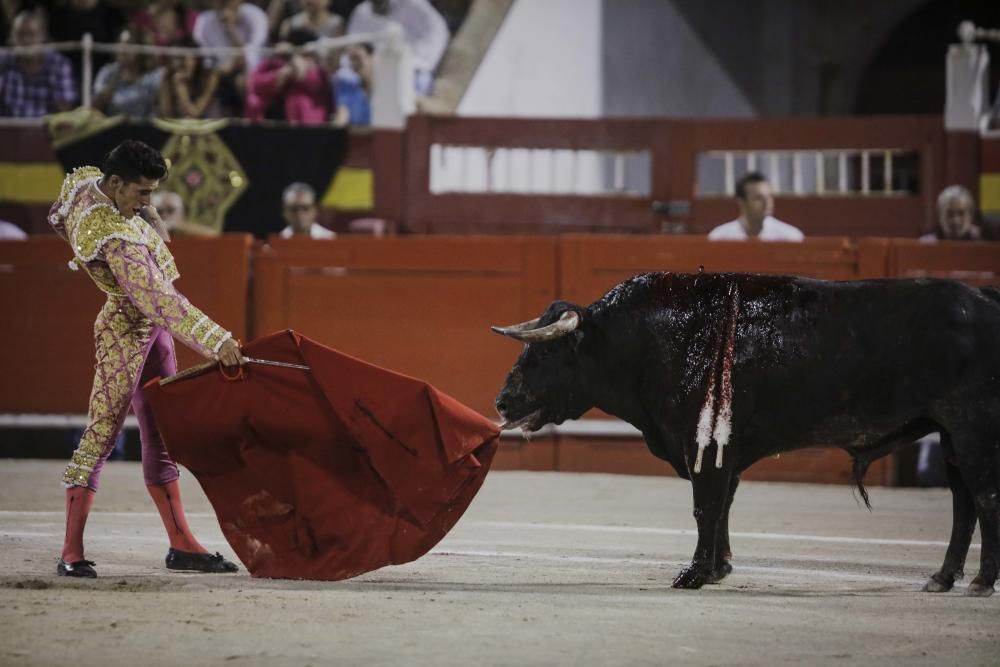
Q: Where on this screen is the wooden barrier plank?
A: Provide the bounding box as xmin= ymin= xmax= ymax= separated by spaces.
xmin=0 ymin=236 xmax=251 ymax=413
xmin=555 ymin=437 xmax=893 ymax=486
xmin=253 ymin=236 xmax=558 ymax=417
xmin=559 ymin=235 xmax=862 ymax=306
xmin=888 ymin=239 xmax=1000 ymax=287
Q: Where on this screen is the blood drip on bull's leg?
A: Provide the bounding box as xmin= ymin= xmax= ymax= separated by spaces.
xmin=712 ymin=287 xmax=739 ymax=469
xmin=694 ymin=284 xmax=739 ymax=474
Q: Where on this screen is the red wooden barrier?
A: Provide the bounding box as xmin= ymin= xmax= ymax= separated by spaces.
xmin=0 ymin=236 xmax=251 ymax=413
xmin=253 ymin=236 xmax=557 ymax=418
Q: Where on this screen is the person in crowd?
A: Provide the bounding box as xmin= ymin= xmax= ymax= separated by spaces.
xmin=920 ymin=185 xmax=981 ymax=241
xmin=157 ymin=38 xmax=221 ymax=118
xmin=151 ymin=190 xmax=217 ymax=237
xmin=331 ymin=42 xmax=371 ymax=126
xmin=48 ymin=0 xmax=125 ymax=85
xmin=130 ymin=0 xmax=200 ymax=50
xmin=48 ymin=139 xmax=243 ymax=578
xmin=92 ymin=29 xmax=163 ymax=118
xmin=245 ymin=27 xmax=332 ymax=124
xmin=0 ymin=218 xmax=27 ymax=239
xmin=707 ymin=171 xmax=804 ymax=241
xmin=280 ymin=0 xmax=343 ymax=40
xmin=279 ymin=181 xmax=335 ymax=238
xmin=0 ymin=9 xmax=77 ymax=117
xmin=193 ymin=0 xmax=269 ymax=116
xmin=347 ymin=0 xmax=448 ymax=96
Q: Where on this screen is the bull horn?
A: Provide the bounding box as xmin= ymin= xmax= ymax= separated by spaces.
xmin=490 ymin=317 xmax=541 ymax=336
xmin=491 ymin=311 xmax=580 ymax=343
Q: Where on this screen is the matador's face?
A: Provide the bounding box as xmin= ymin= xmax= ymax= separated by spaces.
xmin=109 ymin=176 xmax=159 ymax=219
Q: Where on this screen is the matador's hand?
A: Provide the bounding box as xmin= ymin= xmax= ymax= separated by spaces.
xmin=217 ymin=338 xmax=245 ymax=367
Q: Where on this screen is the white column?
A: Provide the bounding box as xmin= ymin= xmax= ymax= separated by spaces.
xmin=371 ymin=25 xmax=416 ymax=129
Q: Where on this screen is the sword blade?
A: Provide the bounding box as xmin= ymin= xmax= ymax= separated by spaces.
xmin=243 ymin=357 xmax=311 ymax=371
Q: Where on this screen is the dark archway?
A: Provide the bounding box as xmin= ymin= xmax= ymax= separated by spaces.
xmin=855 ymin=0 xmax=1000 ymax=115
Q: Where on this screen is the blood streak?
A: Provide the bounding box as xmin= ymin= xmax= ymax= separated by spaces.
xmin=693 ymin=283 xmax=739 ymax=474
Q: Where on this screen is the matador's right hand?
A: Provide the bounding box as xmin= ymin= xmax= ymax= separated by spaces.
xmin=217 ymin=338 xmax=246 ymax=367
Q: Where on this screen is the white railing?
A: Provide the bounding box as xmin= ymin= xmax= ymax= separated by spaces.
xmin=429 ymin=144 xmax=651 ymax=197
xmin=697 ymin=149 xmax=919 ymax=197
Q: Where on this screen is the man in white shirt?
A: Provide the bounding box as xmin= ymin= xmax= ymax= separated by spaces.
xmin=279 ymin=182 xmax=336 ymax=239
xmin=707 ymin=172 xmax=804 ymax=241
xmin=193 ymin=0 xmax=269 ymax=70
xmin=347 ymin=0 xmax=449 ymax=95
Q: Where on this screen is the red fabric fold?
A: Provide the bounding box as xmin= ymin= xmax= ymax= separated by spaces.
xmin=142 ymin=330 xmax=500 ymax=580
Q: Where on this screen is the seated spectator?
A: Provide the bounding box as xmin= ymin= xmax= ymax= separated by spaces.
xmin=708 ymin=172 xmax=804 ymax=242
xmin=279 ymin=182 xmax=335 ymax=238
xmin=130 ymin=0 xmax=200 ymax=50
xmin=347 ymin=0 xmax=449 ymax=96
xmin=246 ymin=28 xmax=332 ymax=124
xmin=93 ymin=30 xmax=164 ymax=118
xmin=0 ymin=219 xmax=27 ymax=239
xmin=48 ymin=0 xmax=125 ymax=86
xmin=151 ymin=190 xmax=217 ymax=237
xmin=193 ymin=0 xmax=270 ymax=116
xmin=280 ymin=0 xmax=343 ymax=40
xmin=158 ymin=39 xmax=222 ymax=118
xmin=332 ymin=43 xmax=371 ymax=126
xmin=920 ymin=185 xmax=981 ymax=241
xmin=0 ymin=10 xmax=78 ymax=118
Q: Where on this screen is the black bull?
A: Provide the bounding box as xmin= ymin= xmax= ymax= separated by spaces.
xmin=492 ymin=272 xmax=1000 ymax=595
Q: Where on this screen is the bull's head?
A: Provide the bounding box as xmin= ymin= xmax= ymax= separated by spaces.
xmin=492 ymin=301 xmax=593 ymax=432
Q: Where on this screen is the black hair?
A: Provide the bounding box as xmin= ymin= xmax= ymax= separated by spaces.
xmin=286 ymin=27 xmax=318 ymax=48
xmin=101 ymin=140 xmax=168 ymax=183
xmin=735 ymin=171 xmax=768 ymax=200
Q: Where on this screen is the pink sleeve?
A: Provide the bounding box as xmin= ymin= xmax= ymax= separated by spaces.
xmin=103 ymin=239 xmax=231 ymax=358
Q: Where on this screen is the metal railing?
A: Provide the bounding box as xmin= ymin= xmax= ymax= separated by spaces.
xmin=696 ymin=149 xmax=920 ymax=197
xmin=0 ymin=29 xmax=387 ymax=119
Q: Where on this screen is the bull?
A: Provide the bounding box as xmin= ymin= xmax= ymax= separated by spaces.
xmin=492 ymin=272 xmax=1000 ymax=595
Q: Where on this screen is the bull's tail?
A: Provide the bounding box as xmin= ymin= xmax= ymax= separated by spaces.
xmin=851 ymin=453 xmax=874 ymax=512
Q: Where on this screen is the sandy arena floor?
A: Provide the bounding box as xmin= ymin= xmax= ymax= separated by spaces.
xmin=0 ymin=459 xmax=997 ymax=666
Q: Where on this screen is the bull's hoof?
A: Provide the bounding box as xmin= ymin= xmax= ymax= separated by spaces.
xmin=707 ymin=561 xmax=733 ymax=584
xmin=923 ymin=573 xmax=954 ymax=593
xmin=672 ymin=565 xmax=712 ymax=590
xmin=966 ymin=580 xmax=995 ymax=598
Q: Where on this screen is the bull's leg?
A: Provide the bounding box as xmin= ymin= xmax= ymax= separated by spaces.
xmin=707 ymin=474 xmax=741 ymax=584
xmin=967 ymin=488 xmax=999 ymax=597
xmin=673 ymin=467 xmax=733 ymax=590
xmin=924 ymin=460 xmax=977 ymax=593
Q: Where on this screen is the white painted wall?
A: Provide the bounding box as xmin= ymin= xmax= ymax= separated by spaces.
xmin=458 ymin=0 xmax=602 ymax=118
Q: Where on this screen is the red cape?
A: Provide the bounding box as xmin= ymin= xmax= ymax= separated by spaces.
xmin=143 ymin=330 xmax=500 ymax=580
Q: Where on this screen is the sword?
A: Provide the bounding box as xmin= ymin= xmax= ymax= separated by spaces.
xmin=160 ymin=356 xmax=309 ymax=385
xmin=243 ymin=356 xmax=310 ymax=371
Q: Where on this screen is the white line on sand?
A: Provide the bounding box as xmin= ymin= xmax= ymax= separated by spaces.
xmin=0 ymin=513 xmax=978 ymax=550
xmin=429 ymin=550 xmax=926 ymax=585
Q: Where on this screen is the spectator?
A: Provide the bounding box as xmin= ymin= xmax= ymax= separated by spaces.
xmin=920 ymin=185 xmax=981 ymax=241
xmin=347 ymin=0 xmax=449 ymax=96
xmin=151 ymin=190 xmax=217 ymax=237
xmin=246 ymin=28 xmax=332 ymax=124
xmin=332 ymin=43 xmax=371 ymax=126
xmin=157 ymin=38 xmax=221 ymax=118
xmin=93 ymin=30 xmax=163 ymax=118
xmin=48 ymin=0 xmax=126 ymax=86
xmin=280 ymin=0 xmax=343 ymax=40
xmin=193 ymin=0 xmax=270 ymax=115
xmin=707 ymin=172 xmax=804 ymax=241
xmin=279 ymin=182 xmax=335 ymax=238
xmin=0 ymin=9 xmax=78 ymax=118
xmin=0 ymin=218 xmax=27 ymax=239
xmin=130 ymin=0 xmax=200 ymax=50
